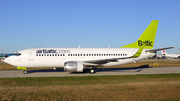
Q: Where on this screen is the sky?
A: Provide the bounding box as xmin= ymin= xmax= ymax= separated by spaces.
xmin=0 ymin=0 xmax=180 ymax=54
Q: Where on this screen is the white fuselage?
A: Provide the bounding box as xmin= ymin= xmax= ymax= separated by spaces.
xmin=164 ymin=54 xmax=180 ymax=59
xmin=162 ymin=50 xmax=180 ymax=59
xmin=4 ymin=48 xmax=154 ymax=68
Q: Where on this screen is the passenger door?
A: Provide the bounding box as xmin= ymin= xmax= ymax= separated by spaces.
xmin=29 ymin=51 xmax=34 ymax=61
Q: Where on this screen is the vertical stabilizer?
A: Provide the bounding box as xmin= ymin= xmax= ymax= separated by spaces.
xmin=161 ymin=50 xmax=167 ymax=55
xmin=121 ymin=20 xmax=159 ymax=49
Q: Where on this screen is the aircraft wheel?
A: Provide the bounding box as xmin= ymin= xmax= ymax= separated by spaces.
xmin=23 ymin=70 xmax=28 ymax=74
xmin=89 ymin=69 xmax=95 ymax=74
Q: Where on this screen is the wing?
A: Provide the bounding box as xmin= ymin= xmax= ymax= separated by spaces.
xmin=84 ymin=44 xmax=145 ymax=64
xmin=145 ymin=47 xmax=174 ymax=53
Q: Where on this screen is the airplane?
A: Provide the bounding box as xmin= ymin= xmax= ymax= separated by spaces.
xmin=161 ymin=50 xmax=180 ymax=59
xmin=3 ymin=20 xmax=174 ymax=74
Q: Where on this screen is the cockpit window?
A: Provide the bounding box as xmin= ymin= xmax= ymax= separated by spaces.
xmin=0 ymin=52 xmax=21 ymax=58
xmin=14 ymin=52 xmax=21 ymax=56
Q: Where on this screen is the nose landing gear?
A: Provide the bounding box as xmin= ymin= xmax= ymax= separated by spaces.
xmin=23 ymin=70 xmax=28 ymax=74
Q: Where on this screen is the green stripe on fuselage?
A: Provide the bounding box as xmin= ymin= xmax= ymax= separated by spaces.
xmin=132 ymin=44 xmax=145 ymax=58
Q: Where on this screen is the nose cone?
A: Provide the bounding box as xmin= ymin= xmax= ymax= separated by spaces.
xmin=4 ymin=57 xmax=11 ymax=64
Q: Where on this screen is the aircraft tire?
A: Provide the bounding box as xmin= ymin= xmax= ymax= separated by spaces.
xmin=23 ymin=70 xmax=28 ymax=74
xmin=89 ymin=69 xmax=95 ymax=74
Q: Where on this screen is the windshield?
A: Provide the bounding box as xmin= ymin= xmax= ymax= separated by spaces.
xmin=0 ymin=52 xmax=21 ymax=58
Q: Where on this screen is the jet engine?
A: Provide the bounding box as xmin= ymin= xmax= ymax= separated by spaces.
xmin=64 ymin=61 xmax=84 ymax=72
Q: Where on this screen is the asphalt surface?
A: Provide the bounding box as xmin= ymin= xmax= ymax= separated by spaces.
xmin=0 ymin=66 xmax=180 ymax=78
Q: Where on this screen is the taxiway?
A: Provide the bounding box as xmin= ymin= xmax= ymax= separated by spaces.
xmin=0 ymin=66 xmax=180 ymax=78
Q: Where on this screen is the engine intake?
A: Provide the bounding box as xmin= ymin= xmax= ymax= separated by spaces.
xmin=64 ymin=61 xmax=84 ymax=72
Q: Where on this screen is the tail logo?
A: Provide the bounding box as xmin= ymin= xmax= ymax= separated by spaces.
xmin=163 ymin=50 xmax=165 ymax=53
xmin=138 ymin=40 xmax=153 ymax=46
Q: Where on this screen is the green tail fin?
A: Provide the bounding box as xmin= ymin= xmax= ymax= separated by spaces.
xmin=121 ymin=20 xmax=159 ymax=49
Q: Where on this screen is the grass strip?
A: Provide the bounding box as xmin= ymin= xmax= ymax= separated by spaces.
xmin=0 ymin=74 xmax=180 ymax=101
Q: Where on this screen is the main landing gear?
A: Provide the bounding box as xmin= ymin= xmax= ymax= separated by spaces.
xmin=83 ymin=69 xmax=96 ymax=74
xmin=89 ymin=69 xmax=96 ymax=74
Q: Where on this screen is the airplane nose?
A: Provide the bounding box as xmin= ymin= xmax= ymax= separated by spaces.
xmin=4 ymin=57 xmax=11 ymax=64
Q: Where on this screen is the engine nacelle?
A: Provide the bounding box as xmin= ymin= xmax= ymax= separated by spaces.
xmin=64 ymin=61 xmax=84 ymax=72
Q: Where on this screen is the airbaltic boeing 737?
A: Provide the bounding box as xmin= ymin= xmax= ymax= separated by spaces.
xmin=3 ymin=20 xmax=173 ymax=74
